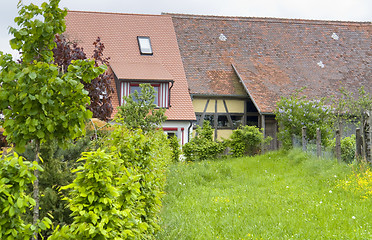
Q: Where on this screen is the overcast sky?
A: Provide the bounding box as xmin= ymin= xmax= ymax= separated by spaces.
xmin=1 ymin=0 xmax=371 ymax=59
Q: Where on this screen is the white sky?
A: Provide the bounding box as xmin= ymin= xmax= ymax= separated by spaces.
xmin=1 ymin=0 xmax=371 ymax=59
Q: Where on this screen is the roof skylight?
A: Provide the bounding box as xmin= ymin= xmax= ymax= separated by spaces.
xmin=137 ymin=36 xmax=153 ymax=55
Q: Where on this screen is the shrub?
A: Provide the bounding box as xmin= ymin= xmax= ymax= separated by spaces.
xmin=50 ymin=126 xmax=171 ymax=239
xmin=275 ymin=91 xmax=333 ymax=149
xmin=49 ymin=149 xmax=132 ymax=239
xmin=19 ymin=133 xmax=94 ymax=238
xmin=105 ymin=125 xmax=171 ymax=238
xmin=169 ymin=135 xmax=181 ymax=162
xmin=330 ymin=135 xmax=356 ymax=163
xmin=229 ymin=125 xmax=272 ymax=157
xmin=183 ymin=121 xmax=225 ymax=161
xmin=0 ymin=132 xmax=8 ymax=148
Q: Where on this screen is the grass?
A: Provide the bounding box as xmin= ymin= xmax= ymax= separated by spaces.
xmin=156 ymin=149 xmax=372 ymax=240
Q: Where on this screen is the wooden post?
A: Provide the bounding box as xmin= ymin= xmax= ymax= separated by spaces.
xmin=214 ymin=100 xmax=218 ymax=141
xmin=335 ymin=129 xmax=341 ymax=163
xmin=274 ymin=120 xmax=278 ymax=150
xmin=302 ymin=126 xmax=307 ymax=151
xmin=261 ymin=114 xmax=265 ymax=153
xmin=316 ymin=128 xmax=321 ymax=157
xmin=369 ymin=111 xmax=372 ymax=162
xmin=356 ymin=128 xmax=362 ymax=160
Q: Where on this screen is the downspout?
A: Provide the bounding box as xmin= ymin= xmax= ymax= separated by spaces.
xmin=168 ymin=80 xmax=174 ymax=108
xmin=187 ymin=120 xmax=193 ymax=144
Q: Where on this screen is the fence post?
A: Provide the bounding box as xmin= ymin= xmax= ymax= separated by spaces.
xmin=316 ymin=128 xmax=321 ymax=157
xmin=335 ymin=129 xmax=341 ymax=163
xmin=302 ymin=126 xmax=307 ymax=151
xmin=369 ymin=111 xmax=372 ymax=163
xmin=356 ymin=128 xmax=362 ymax=161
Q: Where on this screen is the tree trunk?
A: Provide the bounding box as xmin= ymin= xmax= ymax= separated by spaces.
xmin=32 ymin=140 xmax=40 ymax=240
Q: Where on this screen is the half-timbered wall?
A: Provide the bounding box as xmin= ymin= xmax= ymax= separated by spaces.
xmin=193 ymin=97 xmax=260 ymax=141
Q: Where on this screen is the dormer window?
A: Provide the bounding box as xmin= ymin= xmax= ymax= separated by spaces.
xmin=137 ymin=36 xmax=153 ymax=55
xmin=121 ymin=81 xmax=171 ymax=108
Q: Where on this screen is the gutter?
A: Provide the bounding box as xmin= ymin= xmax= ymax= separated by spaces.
xmin=190 ymin=93 xmax=249 ymax=99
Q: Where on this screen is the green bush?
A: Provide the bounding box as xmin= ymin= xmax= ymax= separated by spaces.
xmin=229 ymin=125 xmax=271 ymax=157
xmin=275 ymin=91 xmax=333 ymax=149
xmin=49 ymin=149 xmax=132 ymax=239
xmin=20 ymin=133 xmax=94 ymax=238
xmin=50 ymin=125 xmax=171 ymax=239
xmin=330 ymin=135 xmax=356 ymax=163
xmin=169 ymin=135 xmax=181 ymax=162
xmin=183 ymin=121 xmax=225 ymax=161
xmin=107 ymin=126 xmax=171 ymax=238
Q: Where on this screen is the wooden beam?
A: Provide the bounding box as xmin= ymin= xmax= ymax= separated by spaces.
xmin=199 ymin=99 xmax=210 ymax=128
xmin=243 ymin=100 xmax=247 ymax=125
xmin=223 ymin=100 xmax=234 ymax=129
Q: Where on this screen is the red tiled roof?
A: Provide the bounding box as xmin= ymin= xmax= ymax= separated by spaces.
xmin=169 ymin=13 xmax=372 ymax=113
xmin=65 ymin=11 xmax=195 ymax=121
xmin=110 ymin=62 xmax=173 ymax=81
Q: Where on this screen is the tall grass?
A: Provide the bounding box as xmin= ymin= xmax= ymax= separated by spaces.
xmin=156 ymin=149 xmax=371 ymax=239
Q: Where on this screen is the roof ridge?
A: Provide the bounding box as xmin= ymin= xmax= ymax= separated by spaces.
xmin=164 ymin=12 xmax=371 ymax=26
xmin=67 ymin=10 xmax=166 ymax=18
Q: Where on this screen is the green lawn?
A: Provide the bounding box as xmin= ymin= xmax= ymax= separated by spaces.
xmin=156 ymin=149 xmax=371 ymax=239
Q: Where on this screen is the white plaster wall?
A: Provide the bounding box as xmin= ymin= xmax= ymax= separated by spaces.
xmin=161 ymin=121 xmax=193 ymax=145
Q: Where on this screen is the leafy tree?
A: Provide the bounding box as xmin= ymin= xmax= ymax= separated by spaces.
xmin=0 ymin=151 xmax=50 ymax=240
xmin=53 ymin=35 xmax=114 ymax=121
xmin=116 ymin=83 xmax=167 ymax=132
xmin=0 ymin=0 xmax=105 ymax=238
xmin=275 ymin=91 xmax=333 ymax=149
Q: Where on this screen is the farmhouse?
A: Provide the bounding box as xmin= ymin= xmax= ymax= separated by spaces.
xmin=169 ymin=14 xmax=371 ymax=148
xmin=64 ymin=11 xmax=196 ymax=144
xmin=64 ymin=11 xmax=371 ymax=148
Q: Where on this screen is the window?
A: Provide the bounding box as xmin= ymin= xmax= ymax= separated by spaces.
xmin=137 ymin=36 xmax=153 ymax=55
xmin=196 ymin=114 xmax=243 ymax=129
xmin=130 ymin=83 xmax=159 ymax=106
xmin=121 ymin=82 xmax=170 ymax=108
